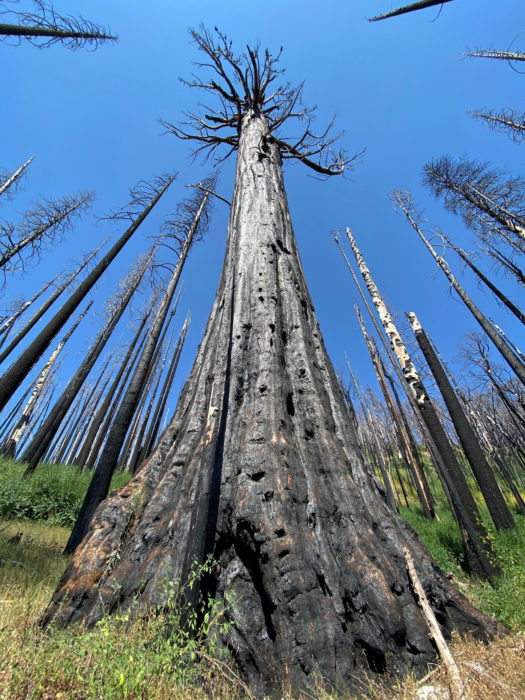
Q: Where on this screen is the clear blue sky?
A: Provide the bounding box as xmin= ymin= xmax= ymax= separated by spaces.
xmin=1 ymin=0 xmax=524 ymax=423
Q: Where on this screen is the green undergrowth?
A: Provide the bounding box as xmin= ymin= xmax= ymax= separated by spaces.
xmin=0 ymin=457 xmax=131 ymax=526
xmin=400 ymin=502 xmax=525 ymax=632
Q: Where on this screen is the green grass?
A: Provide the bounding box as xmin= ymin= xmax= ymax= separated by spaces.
xmin=401 ymin=500 xmax=525 ymax=632
xmin=0 ymin=457 xmax=131 ymax=527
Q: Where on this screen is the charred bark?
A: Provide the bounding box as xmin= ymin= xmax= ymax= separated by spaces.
xmin=44 ymin=109 xmax=502 ymax=696
xmin=408 ymin=311 xmax=514 ymax=530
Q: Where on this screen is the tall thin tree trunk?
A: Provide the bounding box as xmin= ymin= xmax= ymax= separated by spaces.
xmin=443 ymin=235 xmax=525 ymax=325
xmin=73 ymin=313 xmax=151 ymax=469
xmin=21 ymin=254 xmax=150 ymax=475
xmin=0 ymin=242 xmax=104 ymax=365
xmin=394 ymin=192 xmax=525 ymax=387
xmin=142 ymin=314 xmax=190 ymax=459
xmin=408 ymin=311 xmax=514 ymax=530
xmin=66 ymin=189 xmax=210 ymax=553
xmin=355 ymin=306 xmax=435 ymax=519
xmin=334 ymin=234 xmax=436 ymax=512
xmin=0 ymin=175 xmax=175 ymax=413
xmin=2 ymin=302 xmax=92 ymax=457
xmin=0 ymin=271 xmax=60 ymax=350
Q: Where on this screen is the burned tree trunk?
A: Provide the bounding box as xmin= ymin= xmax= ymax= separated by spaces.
xmin=408 ymin=311 xmax=515 ymax=530
xmin=0 ymin=173 xmax=175 ymax=412
xmin=43 ymin=30 xmax=502 ymax=698
xmin=394 ymin=191 xmax=525 ymax=387
xmin=1 ymin=302 xmax=92 ymax=458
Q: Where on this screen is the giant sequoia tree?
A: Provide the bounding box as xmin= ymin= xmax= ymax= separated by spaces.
xmin=44 ymin=29 xmax=501 ymax=696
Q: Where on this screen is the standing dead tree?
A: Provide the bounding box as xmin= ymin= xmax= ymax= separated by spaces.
xmin=334 ymin=232 xmax=436 ymax=518
xmin=21 ymin=250 xmax=153 ymax=475
xmin=423 ymin=156 xmax=525 ymax=251
xmin=439 ymin=233 xmax=525 ymax=326
xmin=471 ymin=109 xmax=525 ymax=144
xmin=407 ymin=311 xmax=515 ymax=530
xmin=43 ymin=28 xmax=501 ymax=697
xmin=465 ymin=48 xmax=525 ymax=64
xmin=344 ymin=225 xmax=498 ymax=580
xmin=369 ymin=0 xmax=454 ymax=22
xmin=0 ymin=1 xmax=116 ymax=49
xmin=1 ymin=301 xmax=92 ymax=458
xmin=0 ymin=241 xmax=105 ymax=364
xmin=0 ymin=172 xmax=176 ymax=413
xmin=0 ymin=191 xmax=94 ymax=275
xmin=66 ymin=179 xmax=214 ymax=552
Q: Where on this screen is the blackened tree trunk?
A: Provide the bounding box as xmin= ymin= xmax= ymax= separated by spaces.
xmin=334 ymin=233 xmax=436 ymax=516
xmin=355 ymin=305 xmax=434 ymax=519
xmin=1 ymin=302 xmax=92 ymax=458
xmin=407 ymin=311 xmax=515 ymax=530
xmin=0 ymin=271 xmax=60 ymax=349
xmin=142 ymin=314 xmax=190 ymax=459
xmin=45 ymin=110 xmax=501 ymax=695
xmin=43 ymin=31 xmax=502 ymax=697
xmin=0 ymin=242 xmax=104 ymax=364
xmin=369 ymin=0 xmax=454 ymax=22
xmin=66 ymin=187 xmax=211 ymax=552
xmin=0 ymin=174 xmax=175 ymax=413
xmin=73 ymin=312 xmax=151 ymax=469
xmin=443 ymin=234 xmax=525 ymax=326
xmin=21 ymin=254 xmax=150 ymax=474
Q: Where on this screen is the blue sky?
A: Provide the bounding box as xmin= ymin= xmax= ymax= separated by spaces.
xmin=1 ymin=0 xmax=524 ymax=424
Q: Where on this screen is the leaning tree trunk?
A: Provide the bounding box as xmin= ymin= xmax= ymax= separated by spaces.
xmin=444 ymin=235 xmax=525 ymax=326
xmin=65 ymin=191 xmax=209 ymax=552
xmin=21 ymin=254 xmax=149 ymax=475
xmin=408 ymin=311 xmax=515 ymax=530
xmin=1 ymin=302 xmax=92 ymax=458
xmin=394 ymin=193 xmax=525 ymax=387
xmin=43 ymin=111 xmax=502 ymax=697
xmin=0 ymin=242 xmax=103 ymax=365
xmin=0 ymin=175 xmax=175 ymax=413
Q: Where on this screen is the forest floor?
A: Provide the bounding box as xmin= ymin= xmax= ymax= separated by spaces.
xmin=0 ymin=461 xmax=524 ymax=699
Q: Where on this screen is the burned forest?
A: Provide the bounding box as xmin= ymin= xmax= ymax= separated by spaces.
xmin=0 ymin=4 xmax=524 ymax=700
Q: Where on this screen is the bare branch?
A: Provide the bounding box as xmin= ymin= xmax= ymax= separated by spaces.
xmin=161 ymin=26 xmax=359 ymax=177
xmin=470 ymin=108 xmax=525 ymax=144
